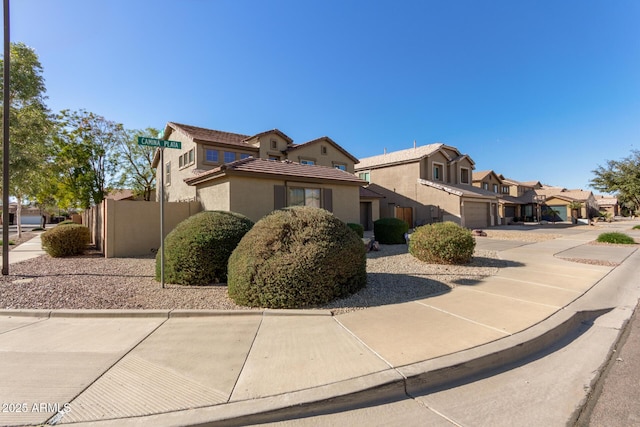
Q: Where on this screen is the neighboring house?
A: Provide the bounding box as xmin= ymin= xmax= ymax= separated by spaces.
xmin=520 ymin=187 xmax=598 ymax=222
xmin=152 ymin=122 xmax=364 ymax=224
xmin=594 ymin=195 xmax=619 ymax=217
xmin=355 ymin=143 xmax=501 ymax=228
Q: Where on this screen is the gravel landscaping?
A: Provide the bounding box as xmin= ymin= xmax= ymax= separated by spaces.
xmin=0 ymin=238 xmax=504 ymax=314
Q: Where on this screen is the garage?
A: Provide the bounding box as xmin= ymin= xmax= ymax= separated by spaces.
xmin=544 ymin=205 xmax=568 ymax=222
xmin=463 ymin=201 xmax=490 ymax=229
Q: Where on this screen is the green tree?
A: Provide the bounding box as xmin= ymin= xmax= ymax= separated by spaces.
xmin=591 ymin=150 xmax=640 ymax=216
xmin=52 ymin=109 xmax=126 ymax=209
xmin=112 ymin=128 xmax=159 ymax=201
xmin=0 ymin=42 xmax=53 ymax=237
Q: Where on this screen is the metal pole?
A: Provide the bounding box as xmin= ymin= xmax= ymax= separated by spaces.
xmin=2 ymin=0 xmax=10 ymax=275
xmin=160 ymin=147 xmax=165 ymax=288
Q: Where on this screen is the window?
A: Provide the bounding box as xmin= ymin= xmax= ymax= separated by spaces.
xmin=300 ymin=159 xmax=315 ymax=165
xmin=321 ymin=146 xmax=328 ymax=155
xmin=205 ymin=148 xmax=218 ymax=163
xmin=270 ymin=140 xmax=277 ymax=149
xmin=179 ymin=156 xmax=183 ymax=168
xmin=165 ymin=162 xmax=171 ymax=185
xmin=482 ymin=183 xmax=489 ymax=190
xmin=493 ymin=184 xmax=498 ymax=193
xmin=460 ymin=168 xmax=470 ymax=184
xmin=289 ymin=188 xmax=321 ymax=208
xmin=433 ymin=163 xmax=444 ymax=181
xmin=502 ymin=186 xmax=509 ymax=194
xmin=224 ymin=152 xmax=236 ymax=163
xmin=358 ymin=172 xmax=370 ymax=183
xmin=188 ymin=148 xmax=194 ymax=164
xmin=334 ymin=163 xmax=347 ymax=171
xmin=240 ymin=153 xmax=251 ymax=159
xmin=269 ymin=155 xmax=281 ymax=161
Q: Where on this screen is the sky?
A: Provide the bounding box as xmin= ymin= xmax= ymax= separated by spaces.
xmin=5 ymin=0 xmax=640 ymax=191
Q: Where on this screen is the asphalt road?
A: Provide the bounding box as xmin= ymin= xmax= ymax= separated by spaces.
xmin=575 ymin=300 xmax=640 ymax=426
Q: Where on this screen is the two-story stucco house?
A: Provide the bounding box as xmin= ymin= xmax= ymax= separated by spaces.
xmin=355 ymin=143 xmax=501 ymax=229
xmin=152 ymin=122 xmax=365 ymax=223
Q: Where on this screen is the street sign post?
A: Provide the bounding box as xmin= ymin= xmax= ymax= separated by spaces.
xmin=138 ymin=136 xmax=182 ymax=288
xmin=137 ymin=136 xmax=181 ymax=149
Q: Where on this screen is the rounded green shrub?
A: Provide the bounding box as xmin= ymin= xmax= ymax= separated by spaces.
xmin=409 ymin=221 xmax=476 ymax=264
xmin=41 ymin=224 xmax=91 ymax=257
xmin=227 ymin=206 xmax=367 ymax=308
xmin=347 ymin=222 xmax=364 ymax=238
xmin=596 ymin=232 xmax=636 ymax=244
xmin=632 ymin=225 xmax=640 ymax=230
xmin=157 ymin=211 xmax=254 ymax=285
xmin=374 ymin=217 xmax=409 ymax=244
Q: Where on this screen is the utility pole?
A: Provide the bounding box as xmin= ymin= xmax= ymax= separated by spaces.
xmin=2 ymin=0 xmax=10 ymax=275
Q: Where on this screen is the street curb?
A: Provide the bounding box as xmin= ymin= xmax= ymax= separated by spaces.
xmin=59 ymin=306 xmax=610 ymax=427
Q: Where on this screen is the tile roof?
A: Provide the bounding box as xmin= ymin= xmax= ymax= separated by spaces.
xmin=359 ymin=186 xmax=385 ymax=198
xmin=417 ymin=179 xmax=499 ymax=199
xmin=166 ymin=122 xmax=251 ymax=147
xmin=595 ymin=195 xmax=618 ymax=206
xmin=185 ymin=157 xmax=366 ymax=186
xmin=243 ymin=129 xmax=294 ymax=144
xmin=356 ymin=143 xmax=444 ymax=170
xmin=287 ymin=136 xmax=359 ymax=163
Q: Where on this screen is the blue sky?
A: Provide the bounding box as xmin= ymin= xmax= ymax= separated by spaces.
xmin=7 ymin=0 xmax=640 ymax=191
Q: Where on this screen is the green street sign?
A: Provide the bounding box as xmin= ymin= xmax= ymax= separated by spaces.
xmin=137 ymin=136 xmax=182 ymax=149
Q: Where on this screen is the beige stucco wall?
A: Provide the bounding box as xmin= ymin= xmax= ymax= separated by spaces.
xmin=103 ymin=199 xmax=201 ymax=258
xmin=252 ymin=133 xmax=291 ymax=160
xmin=196 ymin=179 xmax=231 ymax=212
xmin=155 ymin=130 xmax=198 ymax=203
xmin=196 ymin=175 xmax=361 ymax=224
xmin=287 ymin=142 xmax=356 ymax=173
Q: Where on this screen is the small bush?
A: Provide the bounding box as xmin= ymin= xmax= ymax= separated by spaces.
xmin=158 ymin=211 xmax=254 ymax=285
xmin=347 ymin=222 xmax=364 ymax=238
xmin=41 ymin=224 xmax=91 ymax=257
xmin=596 ymin=232 xmax=636 ymax=245
xmin=409 ymin=222 xmax=476 ymax=264
xmin=228 ymin=207 xmax=366 ymax=309
xmin=632 ymin=225 xmax=640 ymax=230
xmin=374 ymin=217 xmax=409 ymax=244
xmin=30 ymin=227 xmax=45 ymax=231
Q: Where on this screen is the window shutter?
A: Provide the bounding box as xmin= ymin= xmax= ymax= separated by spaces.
xmin=274 ymin=185 xmax=286 ymax=210
xmin=323 ymin=188 xmax=333 ymax=212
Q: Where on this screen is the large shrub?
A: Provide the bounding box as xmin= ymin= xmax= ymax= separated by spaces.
xmin=227 ymin=207 xmax=367 ymax=308
xmin=157 ymin=211 xmax=254 ymax=285
xmin=596 ymin=232 xmax=635 ymax=245
xmin=409 ymin=222 xmax=476 ymax=264
xmin=41 ymin=224 xmax=91 ymax=257
xmin=374 ymin=217 xmax=409 ymax=244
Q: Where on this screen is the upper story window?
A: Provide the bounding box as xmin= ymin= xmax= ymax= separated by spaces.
xmin=460 ymin=168 xmax=470 ymax=184
xmin=224 ymin=152 xmax=236 ymax=163
xmin=179 ymin=148 xmax=195 ymax=169
xmin=482 ymin=182 xmax=489 ymax=190
xmin=165 ymin=161 xmax=171 ymax=185
xmin=205 ymin=148 xmax=218 ymax=163
xmin=240 ymin=153 xmax=252 ymax=159
xmin=433 ymin=163 xmax=444 ymax=182
xmin=502 ymin=186 xmax=509 ymax=194
xmin=321 ymin=146 xmax=328 ymax=155
xmin=358 ymin=171 xmax=370 ymax=183
xmin=334 ymin=163 xmax=347 ymax=171
xmin=493 ymin=184 xmax=498 ymax=193
xmin=300 ymin=159 xmax=315 ymax=165
xmin=270 ymin=140 xmax=278 ymax=149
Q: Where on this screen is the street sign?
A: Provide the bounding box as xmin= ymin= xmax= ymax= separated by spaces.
xmin=137 ymin=136 xmax=182 ymax=149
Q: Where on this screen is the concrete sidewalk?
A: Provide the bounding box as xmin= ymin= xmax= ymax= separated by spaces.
xmin=0 ymin=224 xmax=639 ymax=426
xmin=1 ymin=232 xmax=47 ymax=266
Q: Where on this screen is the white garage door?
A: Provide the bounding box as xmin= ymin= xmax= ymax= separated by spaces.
xmin=463 ymin=202 xmax=489 ymax=229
